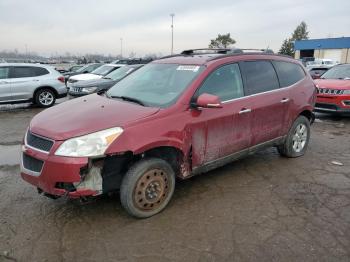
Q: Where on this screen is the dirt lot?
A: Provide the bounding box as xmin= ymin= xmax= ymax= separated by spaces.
xmin=0 ymin=102 xmax=350 ymax=262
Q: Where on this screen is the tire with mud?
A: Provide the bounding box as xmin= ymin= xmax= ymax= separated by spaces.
xmin=278 ymin=115 xmax=311 ymax=158
xmin=120 ymin=158 xmax=175 ymax=218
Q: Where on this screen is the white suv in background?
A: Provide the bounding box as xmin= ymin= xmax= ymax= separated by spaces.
xmin=0 ymin=63 xmax=67 ymax=107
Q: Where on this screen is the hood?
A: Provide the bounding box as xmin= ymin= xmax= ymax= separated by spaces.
xmin=30 ymin=94 xmax=160 ymax=140
xmin=314 ymin=79 xmax=350 ymax=90
xmin=70 ymin=73 xmax=102 ymax=81
xmin=72 ymin=78 xmax=115 ymax=88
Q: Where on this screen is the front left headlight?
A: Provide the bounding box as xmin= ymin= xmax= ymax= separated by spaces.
xmin=55 ymin=127 xmax=123 ymax=157
xmin=82 ymin=86 xmax=98 ymax=93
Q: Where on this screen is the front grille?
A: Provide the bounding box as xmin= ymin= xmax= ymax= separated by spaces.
xmin=22 ymin=153 xmax=44 ymax=173
xmin=26 ymin=131 xmax=54 ymax=152
xmin=317 ymin=88 xmax=344 ymax=95
xmin=315 ymin=103 xmax=338 ymax=110
xmin=70 ymin=87 xmax=82 ymax=93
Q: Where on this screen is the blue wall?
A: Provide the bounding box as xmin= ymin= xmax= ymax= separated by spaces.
xmin=294 ymin=37 xmax=350 ymax=50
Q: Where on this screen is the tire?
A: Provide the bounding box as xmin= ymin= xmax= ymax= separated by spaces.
xmin=34 ymin=88 xmax=56 ymax=108
xmin=278 ymin=115 xmax=311 ymax=158
xmin=120 ymin=158 xmax=175 ymax=218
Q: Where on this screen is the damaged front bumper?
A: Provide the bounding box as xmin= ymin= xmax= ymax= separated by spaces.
xmin=20 ymin=145 xmax=104 ymax=199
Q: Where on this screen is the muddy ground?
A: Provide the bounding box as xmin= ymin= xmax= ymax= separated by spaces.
xmin=0 ymin=101 xmax=350 ymax=262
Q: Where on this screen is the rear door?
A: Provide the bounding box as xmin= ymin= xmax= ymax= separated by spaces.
xmin=190 ymin=63 xmax=252 ymax=166
xmin=8 ymin=66 xmax=48 ymax=100
xmin=0 ymin=66 xmax=11 ymax=101
xmin=239 ymin=60 xmax=289 ymax=146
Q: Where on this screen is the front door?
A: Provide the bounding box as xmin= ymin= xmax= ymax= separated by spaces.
xmin=189 ymin=63 xmax=252 ymax=167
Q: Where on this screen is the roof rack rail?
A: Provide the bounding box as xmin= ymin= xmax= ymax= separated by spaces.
xmin=236 ymin=48 xmax=274 ymax=54
xmin=181 ymin=48 xmax=231 ymax=55
xmin=158 ymin=48 xmax=276 ymax=60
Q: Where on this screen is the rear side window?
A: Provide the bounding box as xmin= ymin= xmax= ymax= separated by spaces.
xmin=272 ymin=61 xmax=305 ymax=87
xmin=34 ymin=67 xmax=49 ymax=76
xmin=11 ymin=66 xmax=49 ymax=78
xmin=0 ymin=67 xmax=9 ymax=79
xmin=240 ymin=61 xmax=279 ymax=95
xmin=194 ymin=63 xmax=244 ymax=101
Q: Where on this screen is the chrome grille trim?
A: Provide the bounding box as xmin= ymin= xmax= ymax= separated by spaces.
xmin=25 ymin=131 xmax=54 ymax=154
xmin=317 ymin=88 xmax=344 ymax=95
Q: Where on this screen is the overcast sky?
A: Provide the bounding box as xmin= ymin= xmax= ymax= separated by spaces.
xmin=0 ymin=0 xmax=349 ymax=57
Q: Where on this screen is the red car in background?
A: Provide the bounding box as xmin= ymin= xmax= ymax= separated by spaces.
xmin=315 ymin=64 xmax=350 ymax=114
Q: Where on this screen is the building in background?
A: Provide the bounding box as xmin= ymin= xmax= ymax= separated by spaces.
xmin=294 ymin=37 xmax=350 ymax=63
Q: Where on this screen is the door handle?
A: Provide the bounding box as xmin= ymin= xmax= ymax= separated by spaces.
xmin=239 ymin=108 xmax=251 ymax=114
xmin=280 ymin=98 xmax=290 ymax=103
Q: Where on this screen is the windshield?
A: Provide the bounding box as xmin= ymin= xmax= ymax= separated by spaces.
xmin=107 ymin=63 xmax=204 ymax=107
xmin=321 ymin=65 xmax=350 ymax=79
xmin=105 ymin=66 xmax=138 ymax=81
xmin=91 ymin=65 xmax=119 ymax=76
xmin=76 ymin=64 xmax=90 ymax=73
xmin=76 ymin=64 xmax=101 ymax=73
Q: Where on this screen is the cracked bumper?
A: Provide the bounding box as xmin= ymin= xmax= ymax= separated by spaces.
xmin=20 ymin=145 xmax=99 ymax=198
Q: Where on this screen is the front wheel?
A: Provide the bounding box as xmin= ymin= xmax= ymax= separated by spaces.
xmin=120 ymin=158 xmax=175 ymax=218
xmin=34 ymin=88 xmax=56 ymax=108
xmin=278 ymin=115 xmax=311 ymax=158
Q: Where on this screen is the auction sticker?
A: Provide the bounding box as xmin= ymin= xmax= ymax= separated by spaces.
xmin=176 ymin=65 xmax=200 ymax=72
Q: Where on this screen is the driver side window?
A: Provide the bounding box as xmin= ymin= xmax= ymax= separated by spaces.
xmin=194 ymin=63 xmax=244 ymax=101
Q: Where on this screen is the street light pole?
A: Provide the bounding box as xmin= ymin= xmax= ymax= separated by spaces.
xmin=120 ymin=38 xmax=123 ymax=58
xmin=170 ymin=13 xmax=175 ymax=55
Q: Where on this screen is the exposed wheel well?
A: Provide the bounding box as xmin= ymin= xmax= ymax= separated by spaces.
xmin=299 ymin=110 xmax=315 ymax=123
xmin=33 ymin=86 xmax=58 ymax=101
xmin=141 ymin=146 xmax=184 ymax=177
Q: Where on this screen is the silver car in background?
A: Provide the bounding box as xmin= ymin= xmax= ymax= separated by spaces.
xmin=0 ymin=63 xmax=67 ymax=107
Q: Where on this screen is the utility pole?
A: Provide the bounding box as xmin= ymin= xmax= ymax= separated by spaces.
xmin=120 ymin=38 xmax=123 ymax=58
xmin=25 ymin=44 xmax=28 ymax=58
xmin=170 ymin=13 xmax=175 ymax=55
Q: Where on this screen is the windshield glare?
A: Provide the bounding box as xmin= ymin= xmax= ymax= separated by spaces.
xmin=105 ymin=66 xmax=136 ymax=81
xmin=107 ymin=63 xmax=204 ymax=107
xmin=92 ymin=65 xmax=118 ymax=76
xmin=321 ymin=65 xmax=350 ymax=79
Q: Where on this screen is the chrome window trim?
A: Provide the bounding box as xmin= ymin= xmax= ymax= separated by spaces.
xmin=221 ymin=80 xmax=298 ymax=104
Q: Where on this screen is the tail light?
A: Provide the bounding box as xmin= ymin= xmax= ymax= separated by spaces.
xmin=58 ymin=76 xmax=65 ymax=83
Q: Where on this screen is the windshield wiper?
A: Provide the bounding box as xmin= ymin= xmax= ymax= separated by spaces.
xmin=102 ymin=77 xmax=112 ymax=79
xmin=110 ymin=95 xmax=145 ymax=106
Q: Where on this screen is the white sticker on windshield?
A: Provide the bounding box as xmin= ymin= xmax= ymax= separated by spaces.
xmin=176 ymin=65 xmax=200 ymax=72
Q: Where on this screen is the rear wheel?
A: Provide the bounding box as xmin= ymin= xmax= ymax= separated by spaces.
xmin=278 ymin=115 xmax=311 ymax=158
xmin=120 ymin=158 xmax=175 ymax=218
xmin=35 ymin=88 xmax=56 ymax=108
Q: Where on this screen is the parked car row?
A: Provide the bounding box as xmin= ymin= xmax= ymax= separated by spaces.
xmin=66 ymin=64 xmax=125 ymax=88
xmin=68 ymin=64 xmax=143 ymax=97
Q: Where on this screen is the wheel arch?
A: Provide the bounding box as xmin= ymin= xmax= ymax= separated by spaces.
xmin=33 ymin=86 xmax=58 ymax=100
xmin=298 ymin=109 xmax=315 ymax=124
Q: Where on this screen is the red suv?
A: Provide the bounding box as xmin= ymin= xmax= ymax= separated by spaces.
xmin=21 ymin=49 xmax=316 ymax=218
xmin=314 ymin=64 xmax=350 ymax=114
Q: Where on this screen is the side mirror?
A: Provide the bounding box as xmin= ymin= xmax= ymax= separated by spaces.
xmin=195 ymin=93 xmax=222 ymax=108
